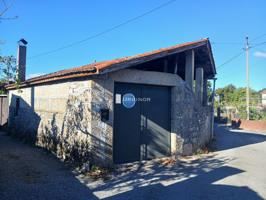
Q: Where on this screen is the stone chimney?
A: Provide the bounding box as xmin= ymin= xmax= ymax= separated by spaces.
xmin=16 ymin=39 xmax=28 ymax=82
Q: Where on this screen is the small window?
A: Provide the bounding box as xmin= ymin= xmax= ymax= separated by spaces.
xmin=15 ymin=98 xmax=20 ymax=116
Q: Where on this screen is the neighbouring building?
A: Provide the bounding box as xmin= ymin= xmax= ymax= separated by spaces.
xmin=261 ymin=90 xmax=266 ymax=106
xmin=6 ymin=38 xmax=216 ymax=167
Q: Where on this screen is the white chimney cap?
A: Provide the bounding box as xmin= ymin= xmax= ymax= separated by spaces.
xmin=18 ymin=38 xmax=28 ymax=46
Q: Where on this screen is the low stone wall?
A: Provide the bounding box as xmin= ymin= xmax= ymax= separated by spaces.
xmin=232 ymin=118 xmax=266 ymax=133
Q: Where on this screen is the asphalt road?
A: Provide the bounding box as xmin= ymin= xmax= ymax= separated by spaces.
xmin=1 ymin=125 xmax=266 ymax=200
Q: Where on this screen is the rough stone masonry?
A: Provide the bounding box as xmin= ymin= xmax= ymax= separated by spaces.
xmin=7 ymin=69 xmax=212 ymax=168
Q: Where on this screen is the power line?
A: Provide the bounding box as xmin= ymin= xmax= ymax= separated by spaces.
xmin=251 ymin=41 xmax=266 ymax=49
xmin=253 ymin=47 xmax=266 ymax=52
xmin=28 ymin=0 xmax=177 ymax=60
xmin=250 ymin=33 xmax=266 ymax=42
xmin=211 ymin=42 xmax=243 ymax=45
xmin=216 ymin=38 xmax=266 ymax=71
xmin=213 ymin=41 xmax=247 ymax=71
xmin=217 ymin=51 xmax=244 ymax=70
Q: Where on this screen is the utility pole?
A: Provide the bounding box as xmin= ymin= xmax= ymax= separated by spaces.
xmin=245 ymin=36 xmax=250 ymax=120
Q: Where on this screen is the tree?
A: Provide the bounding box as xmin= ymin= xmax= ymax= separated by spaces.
xmin=215 ymin=84 xmax=263 ymax=120
xmin=0 ymin=55 xmax=16 ymax=82
xmin=0 ymin=55 xmax=16 ymax=93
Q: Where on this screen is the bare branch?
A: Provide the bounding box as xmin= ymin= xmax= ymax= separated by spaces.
xmin=0 ymin=15 xmax=18 ymax=20
xmin=0 ymin=0 xmax=17 ymax=20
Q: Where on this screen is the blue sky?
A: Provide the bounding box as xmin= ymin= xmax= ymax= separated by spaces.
xmin=1 ymin=0 xmax=266 ymax=90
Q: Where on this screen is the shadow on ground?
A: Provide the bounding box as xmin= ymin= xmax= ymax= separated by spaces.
xmin=214 ymin=124 xmax=266 ymax=151
xmin=102 ymin=166 xmax=261 ymax=200
xmin=81 ymin=152 xmax=263 ymax=199
xmin=0 ymin=131 xmax=98 ymax=200
xmin=1 ymin=125 xmax=265 ymax=200
xmin=82 ymin=124 xmax=265 ymax=199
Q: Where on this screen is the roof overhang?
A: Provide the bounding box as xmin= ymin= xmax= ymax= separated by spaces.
xmin=6 ymin=38 xmax=216 ymax=90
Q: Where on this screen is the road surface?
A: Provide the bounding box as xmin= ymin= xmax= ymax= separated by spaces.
xmin=0 ymin=125 xmax=266 ymax=199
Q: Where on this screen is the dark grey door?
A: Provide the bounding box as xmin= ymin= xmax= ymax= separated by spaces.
xmin=141 ymin=85 xmax=171 ymax=160
xmin=114 ymin=82 xmax=170 ymax=164
xmin=114 ymin=83 xmax=141 ymax=164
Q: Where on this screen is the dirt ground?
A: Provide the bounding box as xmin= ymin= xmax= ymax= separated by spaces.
xmin=0 ymin=131 xmax=97 ymax=200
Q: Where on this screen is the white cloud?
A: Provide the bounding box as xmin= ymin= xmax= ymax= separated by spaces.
xmin=254 ymin=51 xmax=266 ymax=58
xmin=27 ymin=73 xmax=45 ymax=79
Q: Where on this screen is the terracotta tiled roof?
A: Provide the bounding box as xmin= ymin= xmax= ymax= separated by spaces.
xmin=261 ymin=90 xmax=266 ymax=94
xmin=6 ymin=38 xmax=214 ymax=89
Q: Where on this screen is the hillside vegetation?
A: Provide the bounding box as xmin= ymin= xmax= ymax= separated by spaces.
xmin=215 ymin=84 xmax=266 ymax=120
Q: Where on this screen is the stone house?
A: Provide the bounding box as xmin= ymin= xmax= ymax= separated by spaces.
xmin=6 ymin=38 xmax=216 ymax=167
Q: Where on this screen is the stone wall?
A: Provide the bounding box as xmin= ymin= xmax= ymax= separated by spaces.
xmin=8 ymin=69 xmax=212 ymax=167
xmin=8 ymin=80 xmax=94 ymax=167
xmin=91 ymin=69 xmax=212 ymax=157
xmin=171 ymin=81 xmax=212 ymax=155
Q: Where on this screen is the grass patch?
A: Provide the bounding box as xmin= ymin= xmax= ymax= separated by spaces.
xmin=158 ymin=157 xmax=177 ymax=166
xmin=84 ymin=165 xmax=112 ymax=181
xmin=194 ymin=138 xmax=217 ymax=156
